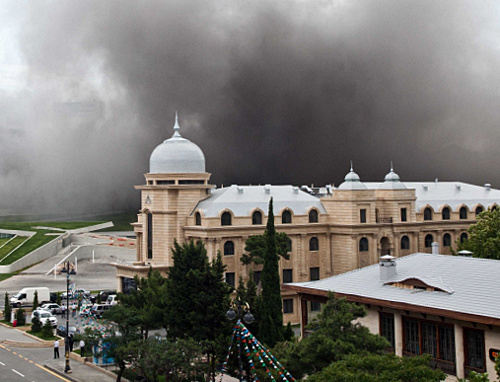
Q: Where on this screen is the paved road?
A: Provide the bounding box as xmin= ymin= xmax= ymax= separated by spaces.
xmin=0 ymin=344 xmax=72 ymax=382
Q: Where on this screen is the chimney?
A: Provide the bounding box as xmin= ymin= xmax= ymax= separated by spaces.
xmin=431 ymin=242 xmax=439 ymax=255
xmin=379 ymin=255 xmax=396 ymax=281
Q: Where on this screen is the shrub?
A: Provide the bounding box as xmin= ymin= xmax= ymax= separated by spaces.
xmin=33 ymin=290 xmax=39 ymax=310
xmin=3 ymin=292 xmax=12 ymax=322
xmin=15 ymin=308 xmax=26 ymax=326
xmin=41 ymin=319 xmax=54 ymax=339
xmin=31 ymin=316 xmax=42 ymax=332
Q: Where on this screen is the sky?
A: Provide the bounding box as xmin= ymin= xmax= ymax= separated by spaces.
xmin=1 ymin=1 xmax=500 ymax=215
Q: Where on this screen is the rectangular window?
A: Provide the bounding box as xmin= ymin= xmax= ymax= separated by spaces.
xmin=253 ymin=271 xmax=261 ymax=285
xmin=403 ymin=318 xmax=420 ymax=355
xmin=379 ymin=312 xmax=395 ymax=350
xmin=225 ymin=272 xmax=235 ymax=287
xmin=310 ymin=267 xmax=320 ymax=281
xmin=283 ymin=299 xmax=293 ymax=314
xmin=464 ymin=328 xmax=485 ymax=375
xmin=360 ymin=209 xmax=367 ymax=223
xmin=310 ymin=301 xmax=321 ymax=312
xmin=401 ymin=208 xmax=407 ymax=222
xmin=403 ymin=317 xmax=456 ymax=375
xmin=282 ymin=269 xmax=293 ymax=283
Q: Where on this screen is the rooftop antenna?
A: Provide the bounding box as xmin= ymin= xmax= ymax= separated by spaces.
xmin=350 ymin=160 xmax=353 ymax=172
xmin=390 ymin=161 xmax=393 ymax=172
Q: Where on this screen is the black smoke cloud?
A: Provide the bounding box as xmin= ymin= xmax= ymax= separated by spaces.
xmin=1 ymin=0 xmax=500 ymax=215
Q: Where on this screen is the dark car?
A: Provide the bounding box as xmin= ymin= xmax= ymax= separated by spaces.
xmin=96 ymin=290 xmax=116 ymax=304
xmin=50 ymin=292 xmax=58 ymax=303
xmin=56 ymin=325 xmax=77 ymax=337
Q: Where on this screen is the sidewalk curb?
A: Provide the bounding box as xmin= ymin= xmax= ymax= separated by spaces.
xmin=43 ymin=364 xmax=81 ymax=382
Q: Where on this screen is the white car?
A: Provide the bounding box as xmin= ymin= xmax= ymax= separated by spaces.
xmin=39 ymin=303 xmax=63 ymax=315
xmin=31 ymin=310 xmax=58 ymax=327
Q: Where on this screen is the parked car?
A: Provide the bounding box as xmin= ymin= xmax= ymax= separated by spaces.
xmin=95 ymin=290 xmax=116 ymax=304
xmin=39 ymin=303 xmax=63 ymax=315
xmin=56 ymin=325 xmax=77 ymax=337
xmin=105 ymin=294 xmax=118 ymax=306
xmin=31 ymin=310 xmax=58 ymax=327
xmin=10 ymin=287 xmax=50 ymax=307
xmin=61 ymin=289 xmax=90 ymax=300
xmin=91 ymin=304 xmax=111 ymax=318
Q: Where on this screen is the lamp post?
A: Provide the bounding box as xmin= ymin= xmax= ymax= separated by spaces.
xmin=226 ymin=298 xmax=254 ymax=382
xmin=64 ymin=261 xmax=71 ymax=373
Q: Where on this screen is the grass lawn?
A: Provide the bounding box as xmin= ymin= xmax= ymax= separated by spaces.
xmin=0 ymin=213 xmax=136 ymax=267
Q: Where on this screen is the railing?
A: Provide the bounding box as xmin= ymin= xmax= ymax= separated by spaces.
xmin=376 ymin=217 xmax=393 ymax=223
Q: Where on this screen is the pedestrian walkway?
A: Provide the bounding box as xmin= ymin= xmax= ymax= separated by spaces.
xmin=44 ymin=356 xmax=119 ymax=382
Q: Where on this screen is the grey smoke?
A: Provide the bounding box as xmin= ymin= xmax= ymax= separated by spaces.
xmin=1 ymin=1 xmax=500 ymax=214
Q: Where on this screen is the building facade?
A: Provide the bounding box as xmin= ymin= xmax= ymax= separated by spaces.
xmin=114 ymin=115 xmax=500 ymax=325
xmin=284 ymin=253 xmax=500 ymax=381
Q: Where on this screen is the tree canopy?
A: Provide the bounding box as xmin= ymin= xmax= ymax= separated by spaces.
xmin=456 ymin=208 xmax=500 ymax=259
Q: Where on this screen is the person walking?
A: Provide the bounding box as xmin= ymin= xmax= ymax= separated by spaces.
xmin=79 ymin=339 xmax=85 ymax=358
xmin=53 ymin=339 xmax=60 ymax=358
xmin=61 ymin=304 xmax=66 ymax=318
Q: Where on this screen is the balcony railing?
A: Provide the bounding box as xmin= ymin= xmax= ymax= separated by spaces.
xmin=376 ymin=217 xmax=393 ymax=224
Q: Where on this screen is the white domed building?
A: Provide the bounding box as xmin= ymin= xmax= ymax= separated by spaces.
xmin=115 ymin=114 xmax=500 ymax=325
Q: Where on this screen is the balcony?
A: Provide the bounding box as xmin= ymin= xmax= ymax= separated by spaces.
xmin=376 ymin=217 xmax=393 ymax=224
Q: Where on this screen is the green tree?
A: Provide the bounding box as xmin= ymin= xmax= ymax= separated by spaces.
xmin=257 ymin=198 xmax=285 ymax=347
xmin=104 ymin=304 xmax=143 ymax=382
xmin=31 ymin=315 xmax=42 ymax=333
xmin=307 ymin=353 xmax=446 ymax=382
xmin=41 ymin=319 xmax=54 ymax=339
xmin=455 ymin=208 xmax=500 ymax=258
xmin=119 ymin=268 xmax=167 ymax=339
xmin=56 ymin=292 xmax=62 ymax=306
xmin=15 ymin=308 xmax=26 ymax=326
xmin=3 ymin=292 xmax=12 ymax=322
xmin=273 ymin=294 xmax=390 ymax=378
xmin=33 ymin=290 xmax=39 ymax=310
xmin=164 ymin=240 xmax=232 ymax=380
xmin=131 ymin=337 xmax=208 ymax=382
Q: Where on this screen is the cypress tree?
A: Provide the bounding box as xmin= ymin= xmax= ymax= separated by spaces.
xmin=33 ymin=290 xmax=39 ymax=310
xmin=257 ymin=197 xmax=284 ymax=347
xmin=3 ymin=292 xmax=12 ymax=322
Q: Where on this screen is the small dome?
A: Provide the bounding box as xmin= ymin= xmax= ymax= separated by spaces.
xmin=149 ymin=114 xmax=206 ymax=173
xmin=338 ymin=163 xmax=367 ymax=190
xmin=379 ymin=163 xmax=406 ymax=190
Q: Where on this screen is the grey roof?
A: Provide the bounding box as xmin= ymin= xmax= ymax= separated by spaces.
xmin=364 ymin=181 xmax=500 ymax=211
xmin=288 ymin=253 xmax=500 ymax=320
xmin=193 ymin=185 xmax=327 ymax=217
xmin=149 ymin=115 xmax=205 ymax=174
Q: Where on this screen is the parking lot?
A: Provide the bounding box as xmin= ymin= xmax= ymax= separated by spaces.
xmin=0 ymin=251 xmax=133 ymax=312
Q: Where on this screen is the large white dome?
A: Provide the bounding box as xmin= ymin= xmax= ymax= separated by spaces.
xmin=149 ymin=115 xmax=206 ymax=174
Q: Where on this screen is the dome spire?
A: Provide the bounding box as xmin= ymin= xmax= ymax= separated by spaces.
xmin=172 ymin=111 xmax=181 ymax=137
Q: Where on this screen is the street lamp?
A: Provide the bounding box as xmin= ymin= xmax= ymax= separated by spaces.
xmin=226 ymin=298 xmax=254 ymax=381
xmin=64 ymin=261 xmax=71 ymax=373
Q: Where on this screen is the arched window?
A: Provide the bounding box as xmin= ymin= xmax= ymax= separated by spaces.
xmin=221 ymin=212 xmax=232 ymax=226
xmin=286 ymin=238 xmax=292 ymax=253
xmin=400 ymin=235 xmax=410 ymax=250
xmin=442 ymin=207 xmax=450 ymax=220
xmin=147 ymin=212 xmax=153 ymax=259
xmin=252 ymin=211 xmax=262 ymax=225
xmin=425 ymin=234 xmax=433 ymax=248
xmin=359 ymin=237 xmax=369 ymax=252
xmin=492 ymin=205 xmax=498 ymax=211
xmin=309 ymin=210 xmax=318 ymax=223
xmin=443 ymin=233 xmax=451 ymax=247
xmin=459 ymin=207 xmax=468 ymax=220
xmin=424 ymin=208 xmax=433 ymax=221
xmin=224 ymin=241 xmax=234 ymax=256
xmin=475 ymin=206 xmax=484 ymax=216
xmin=195 ymin=212 xmax=201 ymax=226
xmin=282 ymin=210 xmax=292 ymax=224
xmin=460 ymin=233 xmax=468 ymax=243
xmin=309 ymin=237 xmax=319 ymax=251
